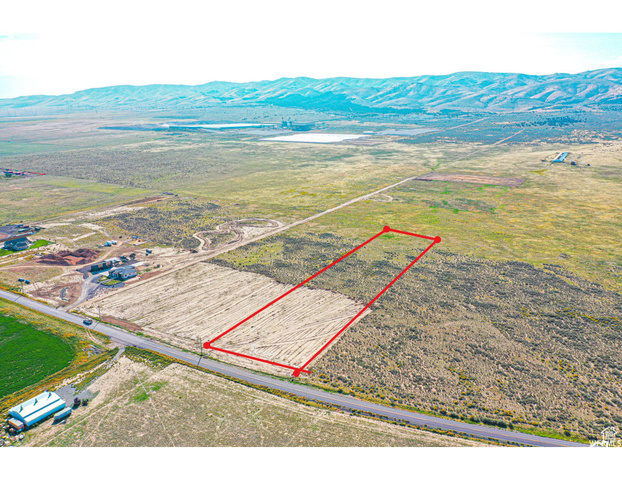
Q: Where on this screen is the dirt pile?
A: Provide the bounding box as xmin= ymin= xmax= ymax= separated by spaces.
xmin=39 ymin=248 xmax=99 ymax=266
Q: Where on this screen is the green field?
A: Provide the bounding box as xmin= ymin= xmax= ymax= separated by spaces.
xmin=0 ymin=298 xmax=113 ymax=415
xmin=0 ymin=313 xmax=75 ymax=398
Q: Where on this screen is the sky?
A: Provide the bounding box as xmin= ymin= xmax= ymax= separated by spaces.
xmin=1 ymin=0 xmax=621 ymax=98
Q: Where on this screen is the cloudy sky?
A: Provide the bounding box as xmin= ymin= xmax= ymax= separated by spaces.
xmin=1 ymin=0 xmax=621 ymax=98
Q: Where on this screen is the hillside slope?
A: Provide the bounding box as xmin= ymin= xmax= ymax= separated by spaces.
xmin=1 ymin=69 xmax=621 ymax=113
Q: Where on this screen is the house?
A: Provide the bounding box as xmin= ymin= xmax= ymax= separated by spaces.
xmin=109 ymin=266 xmax=137 ymax=281
xmin=3 ymin=237 xmax=32 ymax=251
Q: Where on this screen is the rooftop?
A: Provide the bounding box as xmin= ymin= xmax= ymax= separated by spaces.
xmin=9 ymin=391 xmax=66 ymax=426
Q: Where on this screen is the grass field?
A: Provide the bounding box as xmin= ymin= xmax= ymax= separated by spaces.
xmin=0 ymin=313 xmax=75 ymax=398
xmin=0 ymin=175 xmax=155 ymax=224
xmin=212 ymin=228 xmax=622 ymax=441
xmin=205 ymin=136 xmax=622 ymax=441
xmin=0 ymin=297 xmax=113 ymax=416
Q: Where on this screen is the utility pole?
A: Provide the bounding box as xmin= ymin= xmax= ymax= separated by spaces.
xmin=197 ymin=337 xmax=203 ymax=366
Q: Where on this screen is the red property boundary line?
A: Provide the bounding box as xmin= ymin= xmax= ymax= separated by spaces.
xmin=204 ymin=225 xmax=441 ymax=376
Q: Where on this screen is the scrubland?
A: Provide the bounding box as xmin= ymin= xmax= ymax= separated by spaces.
xmin=2 ymin=111 xmax=621 ymax=442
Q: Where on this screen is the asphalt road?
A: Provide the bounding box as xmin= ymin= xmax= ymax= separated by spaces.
xmin=1 ymin=289 xmax=584 ymax=447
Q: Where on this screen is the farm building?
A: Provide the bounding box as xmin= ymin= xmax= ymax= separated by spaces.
xmin=91 ymin=260 xmax=112 ymax=272
xmin=8 ymin=391 xmax=66 ymax=427
xmin=90 ymin=257 xmax=121 ymax=272
xmin=109 ymin=266 xmax=137 ymax=280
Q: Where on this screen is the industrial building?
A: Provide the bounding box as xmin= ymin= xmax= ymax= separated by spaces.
xmin=8 ymin=391 xmax=66 ymax=428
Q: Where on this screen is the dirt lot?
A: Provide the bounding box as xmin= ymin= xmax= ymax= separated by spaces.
xmin=23 ymin=353 xmax=481 ymax=447
xmin=39 ymin=248 xmax=99 ymax=266
xmin=81 ymin=263 xmax=368 ymax=373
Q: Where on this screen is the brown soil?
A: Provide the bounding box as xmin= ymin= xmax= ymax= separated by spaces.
xmin=39 ymin=248 xmax=99 ymax=266
xmin=134 ymin=270 xmax=162 ymax=282
xmin=101 ymin=315 xmax=143 ymax=332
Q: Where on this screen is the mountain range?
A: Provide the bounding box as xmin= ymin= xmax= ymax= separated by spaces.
xmin=1 ymin=68 xmax=621 ymax=114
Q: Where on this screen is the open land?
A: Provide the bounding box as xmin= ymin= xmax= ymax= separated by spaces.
xmin=1 ymin=106 xmax=621 ymax=443
xmin=81 ymin=262 xmax=369 ymax=374
xmin=0 ymin=297 xmax=482 ymax=447
xmin=415 ymin=172 xmax=525 ymax=187
xmin=23 ymin=349 xmax=481 ymax=447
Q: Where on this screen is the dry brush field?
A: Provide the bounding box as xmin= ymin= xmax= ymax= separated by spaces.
xmin=212 ymin=230 xmax=622 ymax=441
xmin=4 ymin=111 xmax=622 ymax=443
xmin=24 ymin=351 xmax=481 ymax=447
xmin=82 ymin=263 xmax=368 ymax=373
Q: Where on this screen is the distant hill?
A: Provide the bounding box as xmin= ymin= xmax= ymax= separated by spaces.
xmin=2 ymin=69 xmax=621 ymax=114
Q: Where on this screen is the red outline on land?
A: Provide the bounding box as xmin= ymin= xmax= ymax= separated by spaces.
xmin=204 ymin=226 xmax=440 ymax=376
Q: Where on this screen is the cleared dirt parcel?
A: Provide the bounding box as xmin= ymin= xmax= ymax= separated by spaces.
xmin=83 ymin=263 xmax=367 ymax=373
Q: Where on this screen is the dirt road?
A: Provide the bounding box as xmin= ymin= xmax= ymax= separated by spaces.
xmin=192 ymin=219 xmax=282 ymax=252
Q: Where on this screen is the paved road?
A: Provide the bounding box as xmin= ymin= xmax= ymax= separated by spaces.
xmin=1 ymin=289 xmax=583 ymax=447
